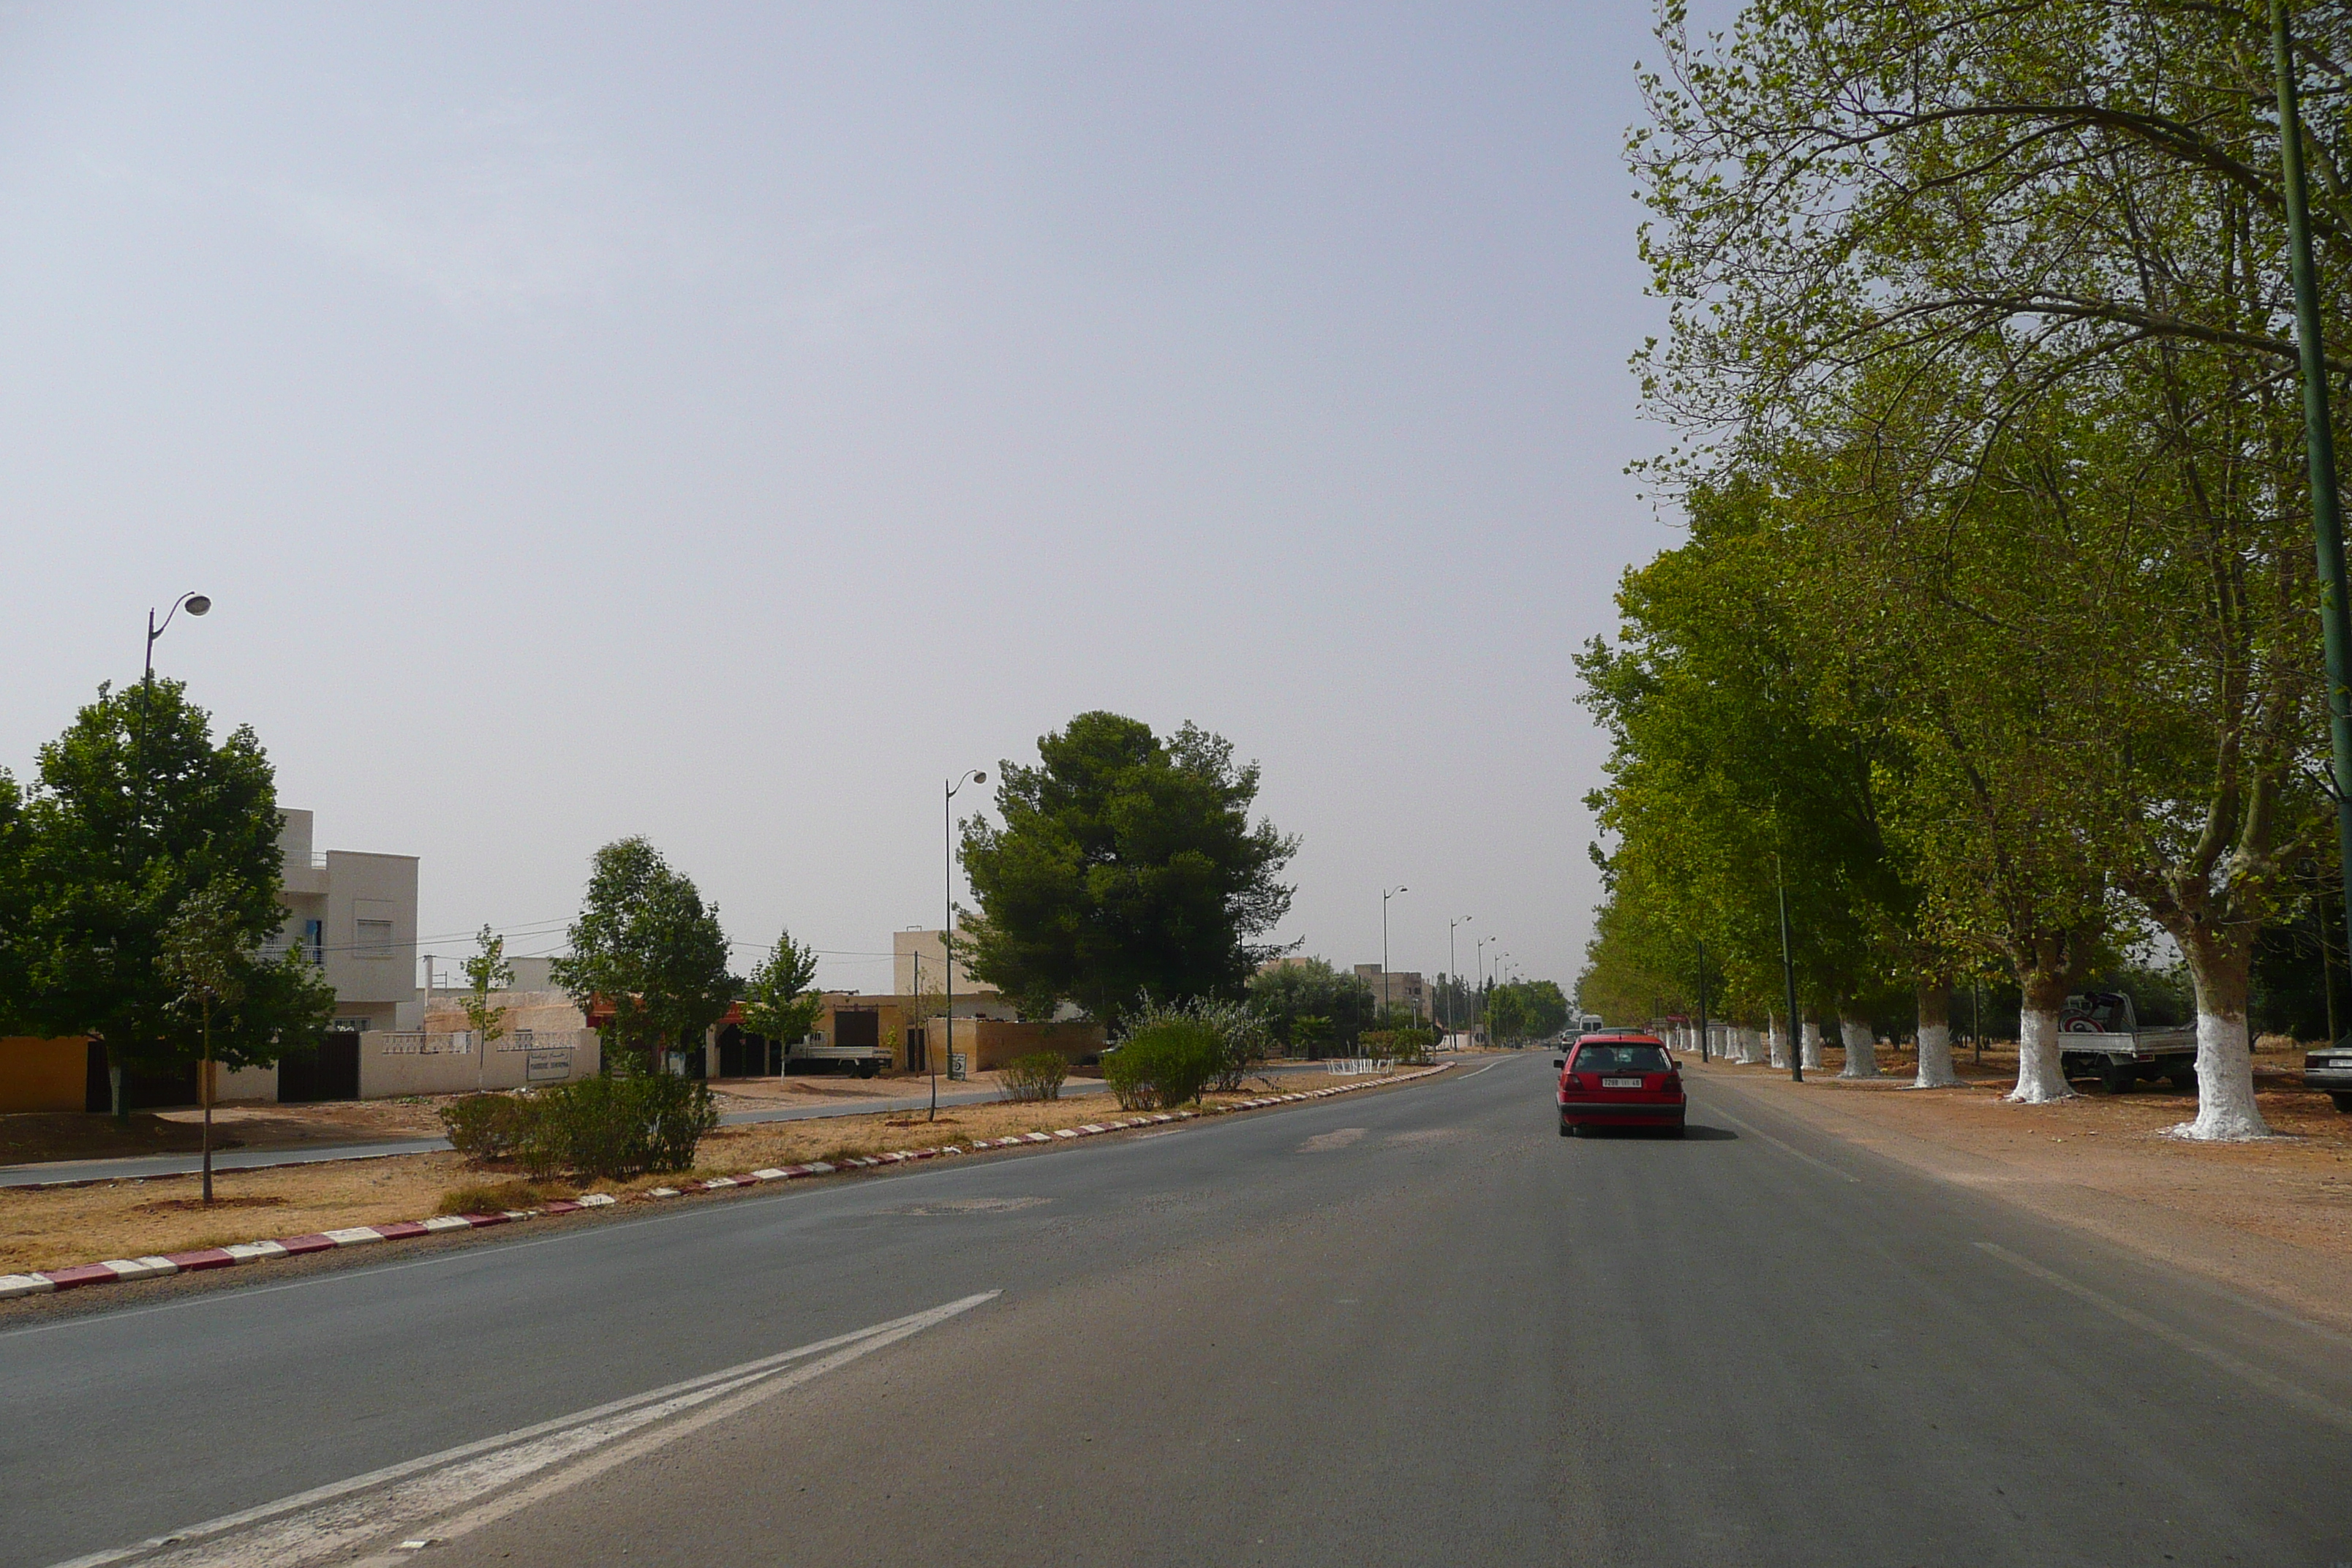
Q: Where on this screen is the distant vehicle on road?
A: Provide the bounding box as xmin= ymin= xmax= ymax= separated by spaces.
xmin=1554 ymin=1032 xmax=1685 ymax=1137
xmin=2057 ymin=993 xmax=2197 ymax=1094
xmin=1565 ymin=1013 xmax=1604 ymax=1040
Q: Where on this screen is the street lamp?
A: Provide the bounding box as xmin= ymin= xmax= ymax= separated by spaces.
xmin=1381 ymin=886 xmax=1408 ymax=1022
xmin=940 ymin=769 xmax=987 ymax=1120
xmin=1448 ymin=916 xmax=1472 ymax=1044
xmin=1475 ymin=935 xmax=1496 ymax=1045
xmin=122 ymin=592 xmax=209 ymax=1120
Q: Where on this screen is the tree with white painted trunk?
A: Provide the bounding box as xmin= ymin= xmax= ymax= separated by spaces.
xmin=1911 ymin=981 xmax=1961 ymax=1089
xmin=1836 ymin=1011 xmax=1877 ymax=1079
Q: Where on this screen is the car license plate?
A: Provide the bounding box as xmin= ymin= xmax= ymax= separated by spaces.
xmin=1602 ymin=1076 xmax=1643 ymax=1088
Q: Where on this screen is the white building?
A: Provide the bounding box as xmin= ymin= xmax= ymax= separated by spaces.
xmin=274 ymin=809 xmax=418 ymax=1034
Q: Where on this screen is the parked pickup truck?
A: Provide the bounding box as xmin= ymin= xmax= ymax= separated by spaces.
xmin=783 ymin=1030 xmax=888 ymax=1079
xmin=2303 ymin=1043 xmax=2352 ymax=1112
xmin=2058 ymin=993 xmax=2198 ymax=1094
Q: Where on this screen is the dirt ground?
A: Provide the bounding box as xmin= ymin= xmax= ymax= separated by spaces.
xmin=0 ymin=1068 xmax=1420 ymax=1277
xmin=1690 ymin=1040 xmax=2352 ymax=1331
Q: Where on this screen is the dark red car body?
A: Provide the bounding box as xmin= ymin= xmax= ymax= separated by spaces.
xmin=1556 ymin=1032 xmax=1686 ymax=1137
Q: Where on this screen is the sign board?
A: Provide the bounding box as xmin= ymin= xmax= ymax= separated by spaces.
xmin=949 ymin=1053 xmax=968 ymax=1080
xmin=525 ymin=1049 xmax=573 ymax=1083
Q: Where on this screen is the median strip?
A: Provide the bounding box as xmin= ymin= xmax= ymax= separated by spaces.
xmin=0 ymin=1064 xmax=1450 ymax=1303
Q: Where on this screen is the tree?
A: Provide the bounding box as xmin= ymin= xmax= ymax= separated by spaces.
xmin=1245 ymin=959 xmax=1376 ymax=1057
xmin=551 ymin=839 xmax=734 ymax=1074
xmin=461 ymin=925 xmax=515 ymax=1090
xmin=160 ymin=882 xmax=248 ymax=1204
xmin=959 ymin=713 xmax=1298 ymax=1028
xmin=18 ymin=681 xmax=287 ymax=1114
xmin=0 ymin=772 xmax=29 ymax=1033
xmin=740 ymin=928 xmax=822 ymax=1047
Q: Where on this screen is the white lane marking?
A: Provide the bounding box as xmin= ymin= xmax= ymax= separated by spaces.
xmin=1457 ymin=1062 xmax=1499 ymax=1080
xmin=1972 ymin=1243 xmax=2352 ymax=1433
xmin=1701 ymin=1106 xmax=1861 ymax=1183
xmin=48 ymin=1294 xmax=998 ymax=1568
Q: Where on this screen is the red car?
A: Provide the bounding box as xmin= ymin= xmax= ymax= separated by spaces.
xmin=1556 ymin=1033 xmax=1686 ymax=1137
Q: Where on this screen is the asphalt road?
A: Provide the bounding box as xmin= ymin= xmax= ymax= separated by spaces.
xmin=7 ymin=1055 xmax=2350 ymax=1567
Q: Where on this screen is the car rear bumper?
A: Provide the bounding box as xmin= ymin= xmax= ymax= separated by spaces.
xmin=1559 ymin=1101 xmax=1685 ymax=1120
xmin=2306 ymin=1067 xmax=2352 ymax=1091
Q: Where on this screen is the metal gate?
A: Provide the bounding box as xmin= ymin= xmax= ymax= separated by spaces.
xmin=279 ymin=1032 xmax=361 ymax=1103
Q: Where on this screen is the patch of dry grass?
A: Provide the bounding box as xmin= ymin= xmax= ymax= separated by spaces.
xmin=0 ymin=1069 xmax=1422 ymax=1275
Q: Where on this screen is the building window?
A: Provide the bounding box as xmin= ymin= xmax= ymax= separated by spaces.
xmin=356 ymin=919 xmax=395 ymax=958
xmin=303 ymin=919 xmax=325 ymax=965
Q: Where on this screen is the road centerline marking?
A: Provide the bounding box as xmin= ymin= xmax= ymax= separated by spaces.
xmin=45 ymin=1292 xmax=999 ymax=1568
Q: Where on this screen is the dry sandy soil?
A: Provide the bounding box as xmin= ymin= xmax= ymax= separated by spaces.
xmin=0 ymin=1070 xmax=1420 ymax=1276
xmin=1691 ymin=1041 xmax=2352 ymax=1331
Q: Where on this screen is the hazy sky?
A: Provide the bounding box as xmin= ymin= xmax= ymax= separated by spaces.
xmin=0 ymin=3 xmax=1670 ymax=995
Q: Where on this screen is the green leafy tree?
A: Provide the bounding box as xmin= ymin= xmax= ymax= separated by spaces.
xmin=19 ymin=681 xmax=287 ymax=1113
xmin=461 ymin=925 xmax=515 ymax=1088
xmin=740 ymin=929 xmax=822 ymax=1047
xmin=160 ymin=881 xmax=249 ymax=1204
xmin=551 ymin=839 xmax=733 ymax=1075
xmin=1245 ymin=958 xmax=1375 ymax=1056
xmin=959 ymin=712 xmax=1298 ymax=1028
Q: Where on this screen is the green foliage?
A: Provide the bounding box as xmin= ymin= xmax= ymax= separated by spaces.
xmin=440 ymin=1093 xmax=538 ymax=1161
xmin=18 ymin=680 xmax=290 ymax=1077
xmin=1363 ymin=1023 xmax=1438 ymax=1065
xmin=552 ymin=839 xmax=734 ymax=1073
xmin=460 ymin=925 xmax=513 ymax=1048
xmin=998 ymin=1050 xmax=1069 ymax=1103
xmin=520 ymin=1071 xmax=720 ymax=1180
xmin=1102 ymin=1017 xmax=1224 ymax=1110
xmin=1245 ymin=958 xmax=1373 ymax=1056
xmin=1485 ymin=980 xmax=1569 ymax=1044
xmin=0 ymin=772 xmax=28 ymax=1033
xmin=958 ymin=712 xmax=1298 ymax=1029
xmin=739 ymin=928 xmax=821 ymax=1047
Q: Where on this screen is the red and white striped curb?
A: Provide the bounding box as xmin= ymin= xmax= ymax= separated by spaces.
xmin=0 ymin=1064 xmax=1447 ymax=1300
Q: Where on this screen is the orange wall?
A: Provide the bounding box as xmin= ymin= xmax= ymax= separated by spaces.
xmin=0 ymin=1036 xmax=88 ymax=1113
xmin=968 ymin=1020 xmax=1106 ymax=1072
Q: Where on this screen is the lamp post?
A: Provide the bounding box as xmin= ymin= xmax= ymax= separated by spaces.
xmin=1774 ymin=852 xmax=1803 ymax=1084
xmin=940 ymin=769 xmax=986 ymax=1121
xmin=1380 ymin=886 xmax=1408 ymax=1023
xmin=1448 ymin=916 xmax=1472 ymax=1045
xmin=124 ymin=592 xmax=210 ymax=1120
xmin=1475 ymin=935 xmax=1496 ymax=1046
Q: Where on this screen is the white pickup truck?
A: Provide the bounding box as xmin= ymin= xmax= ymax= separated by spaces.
xmin=2057 ymin=992 xmax=2198 ymax=1094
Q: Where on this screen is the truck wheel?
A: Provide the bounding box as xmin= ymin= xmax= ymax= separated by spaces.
xmin=2331 ymin=1093 xmax=2352 ymax=1114
xmin=856 ymin=1061 xmax=878 ymax=1079
xmin=2100 ymin=1062 xmax=2133 ymax=1095
xmin=2167 ymin=1065 xmax=2198 ymax=1092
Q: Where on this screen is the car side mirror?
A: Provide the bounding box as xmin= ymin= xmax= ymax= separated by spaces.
xmin=1553 ymin=1058 xmax=1567 ymax=1069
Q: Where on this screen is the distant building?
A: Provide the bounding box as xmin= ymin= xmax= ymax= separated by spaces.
xmin=272 ymin=809 xmax=418 ymax=1035
xmin=894 ymin=928 xmax=990 ymax=996
xmin=1354 ymin=965 xmax=1430 ymax=1021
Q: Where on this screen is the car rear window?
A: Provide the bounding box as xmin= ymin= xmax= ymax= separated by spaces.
xmin=1572 ymin=1044 xmax=1670 ymax=1074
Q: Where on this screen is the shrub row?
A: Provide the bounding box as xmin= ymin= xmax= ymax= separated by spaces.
xmin=1104 ymin=1018 xmax=1224 ymax=1110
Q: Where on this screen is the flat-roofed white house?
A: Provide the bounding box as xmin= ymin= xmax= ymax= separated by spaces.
xmin=272 ymin=809 xmax=419 ymax=1036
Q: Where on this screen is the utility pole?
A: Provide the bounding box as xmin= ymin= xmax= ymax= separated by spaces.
xmin=2274 ymin=0 xmax=2352 ymax=970
xmin=941 ymin=769 xmax=987 ymax=1117
xmin=1695 ymin=938 xmax=1710 ymax=1063
xmin=1775 ymin=856 xmax=1803 ymax=1084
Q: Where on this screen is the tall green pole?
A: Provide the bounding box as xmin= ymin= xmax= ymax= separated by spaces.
xmin=1776 ymin=864 xmax=1803 ymax=1084
xmin=2274 ymin=0 xmax=2352 ymax=983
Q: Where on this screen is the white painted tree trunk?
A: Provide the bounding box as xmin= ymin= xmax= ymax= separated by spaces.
xmin=1768 ymin=1015 xmax=1790 ymax=1068
xmin=1837 ymin=1013 xmax=1877 ymax=1079
xmin=2172 ymin=1005 xmax=2270 ymax=1141
xmin=2008 ymin=1005 xmax=2073 ymax=1102
xmin=1912 ymin=983 xmax=1961 ymax=1088
xmin=1749 ymin=1026 xmax=1767 ymax=1064
xmin=1800 ymin=1017 xmax=1825 ymax=1071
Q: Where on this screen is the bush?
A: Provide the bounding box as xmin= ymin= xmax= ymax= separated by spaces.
xmin=1104 ymin=1018 xmax=1224 ymax=1110
xmin=999 ymin=1051 xmax=1069 ymax=1102
xmin=437 ymin=1178 xmax=569 ymax=1216
xmin=440 ymin=1093 xmax=538 ymax=1161
xmin=520 ymin=1071 xmax=721 ymax=1180
xmin=1363 ymin=1025 xmax=1438 ymax=1066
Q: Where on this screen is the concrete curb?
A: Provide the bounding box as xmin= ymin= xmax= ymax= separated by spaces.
xmin=0 ymin=1064 xmax=1450 ymax=1302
